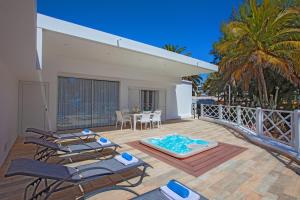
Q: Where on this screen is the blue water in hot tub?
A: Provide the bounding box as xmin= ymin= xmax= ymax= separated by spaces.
xmin=147 ymin=134 xmax=209 ymax=154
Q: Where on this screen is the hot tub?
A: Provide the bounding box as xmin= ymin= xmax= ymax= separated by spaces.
xmin=140 ymin=134 xmax=218 ymax=158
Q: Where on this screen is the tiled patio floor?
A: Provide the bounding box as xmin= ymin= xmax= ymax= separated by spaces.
xmin=0 ymin=119 xmax=299 ymax=200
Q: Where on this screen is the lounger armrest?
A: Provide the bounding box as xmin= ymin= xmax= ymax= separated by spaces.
xmin=143 ymin=162 xmax=153 ymax=168
xmin=24 ymin=137 xmax=61 ymax=151
xmin=26 ymin=128 xmax=57 ymax=139
xmin=65 ymin=166 xmax=116 ymax=182
xmin=72 ymin=161 xmax=149 ymax=183
xmin=75 ymin=166 xmax=114 ymax=175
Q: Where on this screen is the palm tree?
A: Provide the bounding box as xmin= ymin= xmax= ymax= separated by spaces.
xmin=184 ymin=75 xmax=203 ymax=96
xmin=213 ymin=0 xmax=300 ymax=106
xmin=162 ymin=44 xmax=202 ymax=95
xmin=162 ymin=44 xmax=192 ymax=56
xmin=202 ymin=72 xmax=225 ymax=100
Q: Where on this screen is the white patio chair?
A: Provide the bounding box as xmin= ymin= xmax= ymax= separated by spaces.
xmin=121 ymin=108 xmax=129 ymax=115
xmin=137 ymin=111 xmax=151 ymax=130
xmin=121 ymin=108 xmax=130 ymax=119
xmin=151 ymin=110 xmax=162 ymax=128
xmin=115 ymin=111 xmax=132 ymax=130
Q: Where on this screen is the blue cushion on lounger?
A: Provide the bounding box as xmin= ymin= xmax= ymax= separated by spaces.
xmin=83 ymin=128 xmax=90 ymax=134
xmin=167 ymin=180 xmax=190 ymax=198
xmin=121 ymin=152 xmax=133 ymax=161
xmin=99 ymin=137 xmax=108 ymax=143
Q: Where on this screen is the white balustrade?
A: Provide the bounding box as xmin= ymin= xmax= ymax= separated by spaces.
xmin=199 ymin=104 xmax=300 ymax=157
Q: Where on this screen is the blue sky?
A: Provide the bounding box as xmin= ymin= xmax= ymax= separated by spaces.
xmin=37 ymin=0 xmax=243 ymax=80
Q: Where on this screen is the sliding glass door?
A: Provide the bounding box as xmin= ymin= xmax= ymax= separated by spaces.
xmin=57 ymin=77 xmax=119 ymax=130
xmin=92 ymin=80 xmax=119 ymax=127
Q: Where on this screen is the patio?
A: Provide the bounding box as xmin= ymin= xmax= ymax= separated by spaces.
xmin=1 ymin=119 xmax=299 ymax=200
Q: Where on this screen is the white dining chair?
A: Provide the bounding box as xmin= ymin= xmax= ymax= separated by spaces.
xmin=121 ymin=108 xmax=130 ymax=119
xmin=151 ymin=110 xmax=162 ymax=128
xmin=121 ymin=108 xmax=129 ymax=114
xmin=137 ymin=111 xmax=151 ymax=130
xmin=115 ymin=111 xmax=132 ymax=130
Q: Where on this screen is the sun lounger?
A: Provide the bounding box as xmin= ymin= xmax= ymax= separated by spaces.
xmin=24 ymin=136 xmax=120 ymax=162
xmin=81 ymin=179 xmax=207 ymax=200
xmin=130 ymin=179 xmax=207 ymax=200
xmin=5 ymin=155 xmax=151 ymax=200
xmin=26 ymin=127 xmax=98 ymax=141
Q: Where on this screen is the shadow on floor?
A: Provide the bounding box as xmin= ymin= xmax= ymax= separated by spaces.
xmin=268 ymin=151 xmax=300 ymax=175
xmin=222 ymin=125 xmax=300 ymax=176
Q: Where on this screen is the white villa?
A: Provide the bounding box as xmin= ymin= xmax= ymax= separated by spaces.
xmin=0 ymin=0 xmax=217 ymax=166
xmin=2 ymin=1 xmax=300 ymax=200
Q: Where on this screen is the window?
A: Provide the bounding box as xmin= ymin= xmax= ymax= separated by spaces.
xmin=57 ymin=77 xmax=119 ymax=130
xmin=140 ymin=90 xmax=159 ymax=111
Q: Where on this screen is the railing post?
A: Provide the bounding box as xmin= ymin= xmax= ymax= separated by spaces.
xmin=200 ymin=104 xmax=204 ymax=117
xmin=237 ymin=105 xmax=241 ymax=125
xmin=293 ymin=110 xmax=300 ymax=155
xmin=256 ymin=107 xmax=263 ymax=137
xmin=218 ymin=105 xmax=223 ymax=120
xmin=192 ymin=103 xmax=196 ymax=119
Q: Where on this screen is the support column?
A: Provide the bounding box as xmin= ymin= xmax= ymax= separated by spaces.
xmin=218 ymin=105 xmax=223 ymax=120
xmin=293 ymin=110 xmax=300 ymax=155
xmin=237 ymin=106 xmax=241 ymax=125
xmin=36 ymin=27 xmax=43 ymax=69
xmin=256 ymin=107 xmax=263 ymax=136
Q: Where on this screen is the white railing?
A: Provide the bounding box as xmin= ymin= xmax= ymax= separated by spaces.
xmin=262 ymin=109 xmax=293 ymax=146
xmin=199 ymin=104 xmax=300 ymax=159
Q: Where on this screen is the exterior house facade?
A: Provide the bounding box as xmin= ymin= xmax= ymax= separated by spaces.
xmin=32 ymin=14 xmax=217 ymax=131
xmin=0 ymin=0 xmax=217 ymax=166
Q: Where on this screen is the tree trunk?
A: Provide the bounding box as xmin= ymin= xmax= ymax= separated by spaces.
xmin=258 ymin=66 xmax=269 ymax=104
xmin=257 ymin=77 xmax=263 ymax=105
xmin=255 ymin=69 xmax=263 ymax=105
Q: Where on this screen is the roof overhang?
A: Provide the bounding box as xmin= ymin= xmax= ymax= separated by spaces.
xmin=37 ymin=14 xmax=218 ymax=78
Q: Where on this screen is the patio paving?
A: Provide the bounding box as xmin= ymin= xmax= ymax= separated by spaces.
xmin=0 ymin=119 xmax=299 ymax=200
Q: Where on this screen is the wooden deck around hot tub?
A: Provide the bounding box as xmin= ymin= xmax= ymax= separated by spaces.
xmin=128 ymin=141 xmax=247 ymax=177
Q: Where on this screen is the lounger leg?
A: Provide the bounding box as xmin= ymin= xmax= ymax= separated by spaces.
xmin=25 ymin=178 xmax=62 ymax=200
xmin=24 ymin=178 xmax=41 ymax=200
xmin=43 ymin=180 xmax=74 ymax=200
xmin=78 ymin=165 xmax=150 ymax=200
xmin=78 ymin=184 xmax=84 ymax=194
xmin=79 ymin=185 xmax=139 ymax=200
xmin=119 ymin=164 xmax=150 ymax=188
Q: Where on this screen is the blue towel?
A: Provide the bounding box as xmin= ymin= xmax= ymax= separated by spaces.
xmin=99 ymin=137 xmax=108 ymax=143
xmin=167 ymin=180 xmax=190 ymax=198
xmin=121 ymin=152 xmax=133 ymax=161
xmin=83 ymin=128 xmax=90 ymax=133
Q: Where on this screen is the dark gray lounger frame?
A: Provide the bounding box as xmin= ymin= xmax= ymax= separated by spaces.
xmin=5 ymin=158 xmax=151 ymax=200
xmin=130 ymin=179 xmax=208 ymax=200
xmin=26 ymin=128 xmax=98 ymax=140
xmin=83 ymin=179 xmax=207 ymax=200
xmin=24 ymin=137 xmax=120 ymax=162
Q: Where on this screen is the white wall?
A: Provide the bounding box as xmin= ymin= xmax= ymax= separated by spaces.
xmin=0 ymin=61 xmax=19 ymax=165
xmin=175 ymin=81 xmax=193 ymax=118
xmin=0 ymin=0 xmax=36 ymax=166
xmin=34 ymin=54 xmax=191 ymax=130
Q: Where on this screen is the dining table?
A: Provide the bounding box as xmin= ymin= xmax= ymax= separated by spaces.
xmin=129 ymin=112 xmax=154 ymax=131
